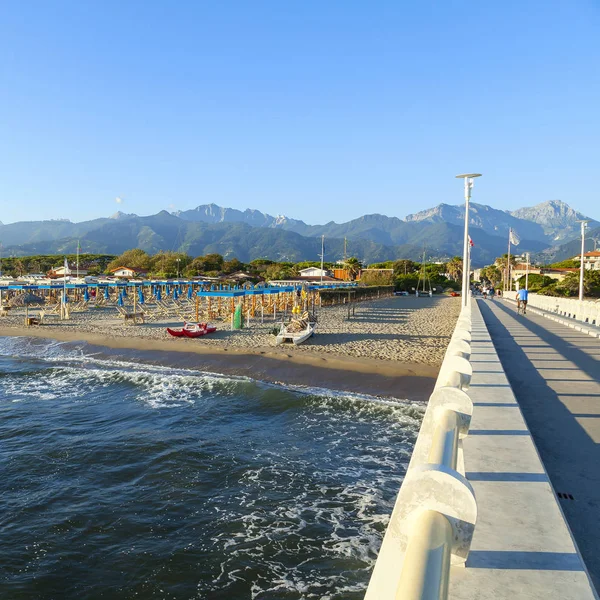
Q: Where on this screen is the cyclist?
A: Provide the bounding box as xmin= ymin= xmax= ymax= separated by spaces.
xmin=516 ymin=287 xmax=529 ymax=314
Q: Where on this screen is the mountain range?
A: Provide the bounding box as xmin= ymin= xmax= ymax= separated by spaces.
xmin=1 ymin=200 xmax=598 ymax=267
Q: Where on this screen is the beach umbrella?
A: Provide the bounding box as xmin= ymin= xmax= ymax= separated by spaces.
xmin=138 ymin=289 xmax=145 ymax=305
xmin=187 ymin=286 xmax=193 ymax=300
xmin=83 ymin=288 xmax=89 ymax=302
xmin=122 ymin=286 xmax=128 ymax=297
xmin=104 ymin=287 xmax=110 ymax=300
xmin=155 ymin=287 xmax=162 ymax=301
xmin=117 ymin=292 xmax=124 ymax=307
xmin=9 ymin=292 xmax=45 ymax=308
xmin=173 ymin=288 xmax=179 ymax=300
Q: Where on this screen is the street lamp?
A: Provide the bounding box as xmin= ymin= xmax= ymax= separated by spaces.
xmin=577 ymin=220 xmax=590 ymax=302
xmin=176 ymin=258 xmax=181 ymax=279
xmin=456 ymin=173 xmax=482 ymax=307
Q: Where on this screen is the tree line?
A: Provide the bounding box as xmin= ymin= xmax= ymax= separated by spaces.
xmin=0 ymin=249 xmax=465 ymax=291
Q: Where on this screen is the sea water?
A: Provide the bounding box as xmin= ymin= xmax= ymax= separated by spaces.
xmin=0 ymin=337 xmax=423 ymax=599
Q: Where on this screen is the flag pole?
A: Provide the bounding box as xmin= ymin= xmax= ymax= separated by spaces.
xmin=507 ymin=229 xmax=512 ymax=293
xmin=62 ymin=256 xmax=67 ymax=319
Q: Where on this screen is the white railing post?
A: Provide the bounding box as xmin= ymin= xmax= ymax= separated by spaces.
xmin=395 ymin=510 xmax=453 ymax=600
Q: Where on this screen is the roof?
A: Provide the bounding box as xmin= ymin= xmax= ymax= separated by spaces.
xmin=109 ymin=266 xmax=148 ymax=273
xmin=273 ymin=276 xmax=340 ymax=283
xmin=540 ymin=267 xmax=579 ymax=273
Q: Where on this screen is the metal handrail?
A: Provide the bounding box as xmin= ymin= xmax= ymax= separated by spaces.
xmin=428 ymin=409 xmax=459 ymax=470
xmin=364 ymin=302 xmax=475 ymax=600
xmin=395 ymin=510 xmax=453 ymax=600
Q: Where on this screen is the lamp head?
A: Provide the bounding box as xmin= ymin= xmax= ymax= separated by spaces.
xmin=455 ymin=173 xmax=482 ymax=179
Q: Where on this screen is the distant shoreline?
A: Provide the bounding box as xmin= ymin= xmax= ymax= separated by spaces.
xmin=0 ymin=326 xmax=438 ymax=401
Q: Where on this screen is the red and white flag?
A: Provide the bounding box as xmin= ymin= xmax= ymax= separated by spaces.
xmin=468 ymin=235 xmax=474 ymax=247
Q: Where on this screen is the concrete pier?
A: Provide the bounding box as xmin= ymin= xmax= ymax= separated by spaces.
xmin=447 ymin=299 xmax=598 ymax=598
xmin=477 ymin=298 xmax=600 ymax=592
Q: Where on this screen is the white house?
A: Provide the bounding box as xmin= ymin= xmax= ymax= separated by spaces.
xmin=298 ymin=267 xmax=331 ymax=278
xmin=49 ymin=265 xmax=88 ymax=277
xmin=109 ymin=266 xmax=149 ymax=278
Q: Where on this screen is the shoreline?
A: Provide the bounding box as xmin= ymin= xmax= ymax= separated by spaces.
xmin=0 ymin=326 xmax=439 ymax=401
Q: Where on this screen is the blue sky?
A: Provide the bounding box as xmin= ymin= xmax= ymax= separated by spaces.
xmin=1 ymin=0 xmax=599 ymax=225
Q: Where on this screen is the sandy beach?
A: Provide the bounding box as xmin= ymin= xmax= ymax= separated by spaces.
xmin=0 ymin=295 xmax=460 ymax=400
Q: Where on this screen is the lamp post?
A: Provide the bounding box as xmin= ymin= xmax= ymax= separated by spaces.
xmin=525 ymin=252 xmax=530 ymax=291
xmin=577 ymin=220 xmax=589 ymax=302
xmin=455 ymin=173 xmax=482 ymax=307
xmin=319 ymin=235 xmax=325 ymax=284
xmin=176 ymin=258 xmax=181 ymax=279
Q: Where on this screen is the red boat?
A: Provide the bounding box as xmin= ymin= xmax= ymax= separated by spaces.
xmin=182 ymin=325 xmax=217 ymax=338
xmin=167 ymin=323 xmax=217 ymax=338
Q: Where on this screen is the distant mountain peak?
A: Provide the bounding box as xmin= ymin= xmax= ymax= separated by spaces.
xmin=509 ymin=200 xmax=598 ymax=242
xmin=110 ymin=211 xmax=137 ymax=220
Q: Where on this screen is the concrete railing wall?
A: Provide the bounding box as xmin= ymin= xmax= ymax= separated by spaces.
xmin=365 ymin=299 xmax=476 ymax=600
xmin=526 ymin=293 xmax=600 ymax=325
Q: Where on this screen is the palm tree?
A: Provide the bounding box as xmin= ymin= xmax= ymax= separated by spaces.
xmin=445 ymin=257 xmax=463 ymax=282
xmin=344 ymin=257 xmax=362 ymax=281
xmin=495 ymin=254 xmax=518 ymax=289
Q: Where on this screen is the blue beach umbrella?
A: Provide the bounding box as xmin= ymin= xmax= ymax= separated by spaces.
xmin=117 ymin=292 xmax=124 ymax=307
xmin=155 ymin=287 xmax=161 ymax=301
xmin=104 ymin=287 xmax=110 ymax=300
xmin=122 ymin=286 xmax=128 ymax=297
xmin=173 ymin=288 xmax=179 ymax=300
xmin=63 ymin=291 xmax=69 ymax=304
xmin=83 ymin=288 xmax=89 ymax=302
xmin=138 ymin=289 xmax=145 ymax=305
xmin=187 ymin=286 xmax=193 ymax=300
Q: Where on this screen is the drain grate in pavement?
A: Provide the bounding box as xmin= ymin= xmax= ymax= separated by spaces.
xmin=557 ymin=492 xmax=575 ymax=500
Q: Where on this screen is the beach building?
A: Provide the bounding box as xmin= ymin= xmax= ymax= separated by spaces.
xmin=574 ymin=250 xmax=600 ymax=270
xmin=269 ymin=275 xmax=340 ymax=286
xmin=332 ymin=268 xmax=351 ymax=281
xmin=298 ymin=267 xmax=332 ymax=278
xmin=538 ymin=267 xmax=580 ymax=281
xmin=48 ymin=265 xmax=88 ymax=278
xmin=109 ymin=266 xmax=149 ymax=278
xmin=511 ymin=262 xmax=541 ymax=281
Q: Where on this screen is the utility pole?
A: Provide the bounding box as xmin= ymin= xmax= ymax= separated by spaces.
xmin=320 ymin=235 xmax=325 ymax=284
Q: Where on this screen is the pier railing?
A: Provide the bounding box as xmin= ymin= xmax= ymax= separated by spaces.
xmin=523 ymin=293 xmax=600 ymax=326
xmin=365 ymin=297 xmax=476 ymax=600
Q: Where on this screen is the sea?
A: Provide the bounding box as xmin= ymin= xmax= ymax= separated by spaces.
xmin=0 ymin=336 xmax=423 ymax=599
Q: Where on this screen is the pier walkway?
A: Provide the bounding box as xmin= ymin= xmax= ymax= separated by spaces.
xmin=477 ymin=298 xmax=600 ymax=591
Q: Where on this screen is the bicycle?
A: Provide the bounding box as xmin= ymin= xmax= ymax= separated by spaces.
xmin=516 ymin=299 xmax=527 ymax=315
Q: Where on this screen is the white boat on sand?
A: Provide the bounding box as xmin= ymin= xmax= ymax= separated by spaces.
xmin=275 ymin=312 xmax=316 ymax=346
